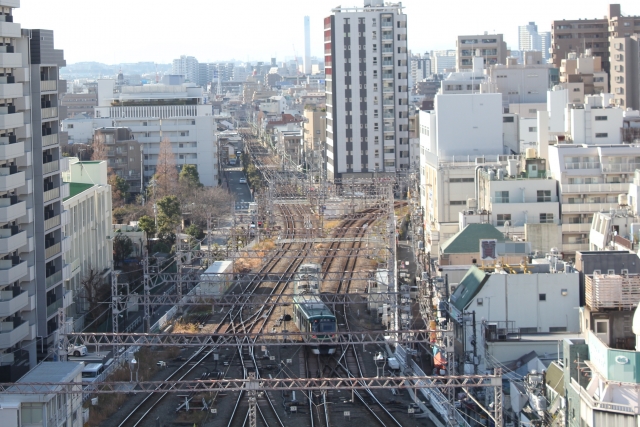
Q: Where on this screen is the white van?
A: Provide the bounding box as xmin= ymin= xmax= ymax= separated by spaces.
xmin=82 ymin=363 xmax=104 ymax=382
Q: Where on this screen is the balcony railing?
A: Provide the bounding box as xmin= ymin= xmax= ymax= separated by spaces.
xmin=40 ymin=80 xmax=57 ymax=92
xmin=0 ymin=138 xmax=22 ymax=161
xmin=0 ymin=320 xmax=28 ymax=348
xmin=41 ymin=107 xmax=58 ymax=119
xmin=565 ymin=162 xmax=601 ymax=170
xmin=44 ymin=215 xmax=61 ymax=231
xmin=493 ymin=196 xmax=559 ymax=204
xmin=42 ymin=133 xmax=59 ymax=147
xmin=43 ymin=187 xmax=60 ymax=202
xmin=0 ymin=229 xmax=26 ymax=253
xmin=0 ymin=169 xmax=24 ymax=192
xmin=0 ymin=199 xmax=25 ymax=223
xmin=601 ymin=163 xmax=640 ymax=173
xmin=561 ymin=223 xmax=592 ymax=233
xmin=45 ymin=242 xmax=61 ymax=259
xmin=43 ymin=159 xmax=59 ymax=174
xmin=561 ymin=183 xmax=629 ymax=194
xmin=561 ymin=202 xmax=618 ymax=213
xmin=0 ymin=290 xmax=28 ymax=318
xmin=0 ymin=260 xmax=27 ymax=286
xmin=46 ymin=298 xmax=63 ymax=317
xmin=46 ymin=270 xmax=62 ymax=289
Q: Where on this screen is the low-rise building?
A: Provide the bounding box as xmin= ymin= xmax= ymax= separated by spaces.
xmin=94 ymin=127 xmax=142 ymax=194
xmin=559 ymin=51 xmax=608 ymax=99
xmin=62 ymin=160 xmax=113 ymax=332
xmin=0 ymin=362 xmax=84 ymax=427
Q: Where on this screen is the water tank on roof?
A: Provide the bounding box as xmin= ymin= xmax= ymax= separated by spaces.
xmin=507 ymin=159 xmax=519 ymax=177
xmin=526 ymin=148 xmax=537 ymax=159
xmin=488 ymin=169 xmax=496 ymax=181
xmin=619 ymin=194 xmax=628 ymax=206
xmin=467 ymin=198 xmax=478 ymax=211
xmin=497 ymin=169 xmax=505 ymax=180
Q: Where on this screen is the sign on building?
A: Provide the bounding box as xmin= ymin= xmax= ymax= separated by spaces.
xmin=480 ymin=239 xmax=497 ymax=261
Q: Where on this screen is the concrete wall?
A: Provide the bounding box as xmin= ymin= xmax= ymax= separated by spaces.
xmin=525 ymin=223 xmax=562 ymax=252
xmin=569 ymin=106 xmax=623 ymax=145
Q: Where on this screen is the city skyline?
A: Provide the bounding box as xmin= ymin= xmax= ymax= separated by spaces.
xmin=14 ymin=0 xmax=640 ymax=65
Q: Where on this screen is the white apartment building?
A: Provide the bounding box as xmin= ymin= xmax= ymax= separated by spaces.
xmin=94 ymin=81 xmax=218 ymax=187
xmin=324 ymin=0 xmax=409 ymax=180
xmin=432 ymin=50 xmax=456 ymax=74
xmin=486 ymin=59 xmax=551 ymax=107
xmin=548 ymin=144 xmax=640 ymax=256
xmin=409 ymin=52 xmax=431 ymax=90
xmin=62 ymin=160 xmax=112 ymax=332
xmin=518 ymin=22 xmax=551 ymax=61
xmin=172 ymin=55 xmax=199 ymax=85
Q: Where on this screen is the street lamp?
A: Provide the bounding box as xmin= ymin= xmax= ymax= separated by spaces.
xmin=129 ymin=357 xmax=138 ymax=382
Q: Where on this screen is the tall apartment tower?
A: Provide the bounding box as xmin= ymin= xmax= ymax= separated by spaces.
xmin=172 ymin=55 xmax=199 ymax=84
xmin=324 ymin=0 xmax=410 ymax=181
xmin=610 ymin=35 xmax=639 ymax=110
xmin=519 ymin=22 xmax=551 ymax=61
xmin=304 ymin=16 xmax=312 ymax=75
xmin=0 ymin=1 xmax=69 ymax=380
xmin=551 ymin=4 xmax=640 ymax=73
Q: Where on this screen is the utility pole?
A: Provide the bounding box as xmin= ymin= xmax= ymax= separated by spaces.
xmin=176 ymin=229 xmax=184 ymax=315
xmin=143 ymin=252 xmax=151 ymax=333
xmin=111 ymin=269 xmax=120 ymax=356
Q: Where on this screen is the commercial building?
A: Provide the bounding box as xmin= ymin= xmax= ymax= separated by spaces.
xmin=60 ymin=93 xmax=98 ymax=118
xmin=324 ymin=0 xmax=410 ymax=180
xmin=486 ymin=58 xmax=552 ymax=107
xmin=94 ymin=81 xmax=218 ymax=187
xmin=456 ymin=33 xmax=508 ymax=71
xmin=61 ymin=160 xmax=112 ymax=332
xmin=551 ymin=3 xmax=640 ymax=73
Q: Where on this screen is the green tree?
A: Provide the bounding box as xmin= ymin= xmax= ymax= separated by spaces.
xmin=137 ymin=215 xmax=156 ymax=250
xmin=113 ymin=234 xmax=133 ymax=267
xmin=179 ymin=165 xmax=203 ymax=189
xmin=184 ymin=224 xmax=204 ymax=240
xmin=156 ymin=195 xmax=182 ymax=238
xmin=109 ymin=174 xmax=130 ymax=206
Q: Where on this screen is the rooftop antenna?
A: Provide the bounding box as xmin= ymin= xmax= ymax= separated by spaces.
xmin=155 ymin=63 xmax=159 ymax=83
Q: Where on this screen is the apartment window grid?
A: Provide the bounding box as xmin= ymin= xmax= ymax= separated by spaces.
xmin=497 ymin=214 xmax=511 ymax=226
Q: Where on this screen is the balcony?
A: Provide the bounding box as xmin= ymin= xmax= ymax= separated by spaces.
xmin=0 ymin=260 xmax=27 ymax=286
xmin=45 ymin=242 xmax=61 ymax=259
xmin=0 ymin=82 xmax=21 ymax=99
xmin=564 ymin=162 xmax=601 ymax=170
xmin=601 ymin=163 xmax=640 ymax=173
xmin=43 ymin=186 xmax=60 ymax=203
xmin=0 ymin=138 xmax=23 ymax=161
xmin=0 ymin=320 xmax=28 ymax=349
xmin=0 ymin=228 xmax=26 ymax=253
xmin=43 ymin=159 xmax=59 ymax=175
xmin=45 ymin=270 xmax=62 ymax=290
xmin=0 ymin=199 xmax=24 ymax=223
xmin=46 ymin=298 xmax=63 ymax=317
xmin=0 ymin=52 xmax=21 ymax=68
xmin=61 ymin=183 xmax=69 ymax=199
xmin=561 ymin=183 xmax=629 ymax=194
xmin=40 ymin=80 xmax=57 ymax=92
xmin=0 ymin=21 xmax=20 ymax=38
xmin=0 ymin=290 xmax=27 ymax=317
xmin=42 ymin=133 xmax=58 ymax=147
xmin=63 ymin=290 xmax=72 ymax=309
xmin=493 ymin=196 xmax=559 ymax=204
xmin=0 ymin=111 xmax=23 ymax=130
xmin=41 ymin=107 xmax=58 ymax=120
xmin=44 ymin=214 xmax=60 ymax=231
xmin=0 ymin=169 xmax=24 ymax=192
xmin=562 ymin=242 xmax=590 ymax=252
xmin=562 ymin=223 xmax=592 ymax=233
xmin=561 ymin=202 xmax=618 ymax=213
xmin=0 ymin=1 xmax=20 ymax=9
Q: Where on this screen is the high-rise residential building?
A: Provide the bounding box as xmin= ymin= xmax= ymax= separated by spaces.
xmin=551 ymin=4 xmax=640 ymax=73
xmin=518 ymin=22 xmax=551 ymax=61
xmin=409 ymin=52 xmax=431 ymax=90
xmin=610 ymin=35 xmax=639 ymax=110
xmin=456 ymin=33 xmax=508 ymax=70
xmin=324 ymin=0 xmax=410 ymax=180
xmin=172 ymin=55 xmax=200 ymax=84
xmin=304 ymin=16 xmax=312 ymax=75
xmin=431 ymin=50 xmax=456 ymax=74
xmin=0 ymin=1 xmax=70 ymax=379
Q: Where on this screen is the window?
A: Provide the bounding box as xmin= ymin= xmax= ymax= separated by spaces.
xmin=529 ymin=127 xmax=537 ymax=132
xmin=520 ymin=327 xmax=538 ymax=334
xmin=476 ymin=298 xmax=483 ymax=306
xmin=496 ymin=213 xmax=511 ymax=226
xmin=573 ymin=87 xmax=581 ymax=92
xmin=539 ymin=293 xmax=546 ymax=301
xmin=495 ymin=191 xmax=509 ymax=203
xmin=21 ymin=403 xmax=43 ymax=424
xmin=143 ymin=121 xmax=148 ymax=126
xmin=68 ymin=124 xmax=74 ymax=129
xmin=450 ymin=178 xmax=474 ymax=183
xmin=595 ymin=133 xmax=608 ymax=138
xmin=594 ymin=116 xmax=608 ymax=121
xmin=596 ymin=321 xmax=608 ymax=333
xmin=540 ymin=213 xmax=554 ymax=223
xmin=450 ymin=200 xmax=466 ymax=205
xmin=537 ymin=190 xmax=551 ymax=202
xmin=503 ymin=116 xmax=514 ymax=123
xmin=529 ymin=109 xmax=537 ymax=114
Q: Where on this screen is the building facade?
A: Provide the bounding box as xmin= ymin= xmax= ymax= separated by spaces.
xmin=518 ymin=22 xmax=551 ymax=61
xmin=94 ymin=81 xmax=218 ymax=187
xmin=610 ymin=35 xmax=640 ymax=110
xmin=456 ymin=33 xmax=508 ymax=70
xmin=324 ymin=0 xmax=410 ymax=180
xmin=94 ymin=127 xmax=142 ymax=194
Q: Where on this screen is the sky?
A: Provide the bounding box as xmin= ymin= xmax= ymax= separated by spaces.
xmin=13 ymin=0 xmax=640 ymax=65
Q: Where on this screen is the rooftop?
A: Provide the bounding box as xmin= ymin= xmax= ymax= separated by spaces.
xmin=65 ymin=182 xmax=95 ymax=201
xmin=440 ymin=223 xmax=505 ymax=254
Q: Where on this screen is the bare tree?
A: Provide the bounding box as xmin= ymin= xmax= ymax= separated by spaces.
xmin=80 ymin=267 xmax=110 ymax=325
xmin=154 ymin=137 xmax=179 ymax=197
xmin=91 ymin=133 xmax=107 ymax=161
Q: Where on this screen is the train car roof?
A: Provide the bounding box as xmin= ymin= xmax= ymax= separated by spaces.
xmin=294 ymin=294 xmax=335 ymax=318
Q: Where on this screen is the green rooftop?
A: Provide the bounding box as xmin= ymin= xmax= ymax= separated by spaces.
xmin=449 ymin=266 xmax=489 ymax=312
xmin=65 ymin=182 xmax=95 ymax=201
xmin=440 ymin=223 xmax=505 ymax=254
